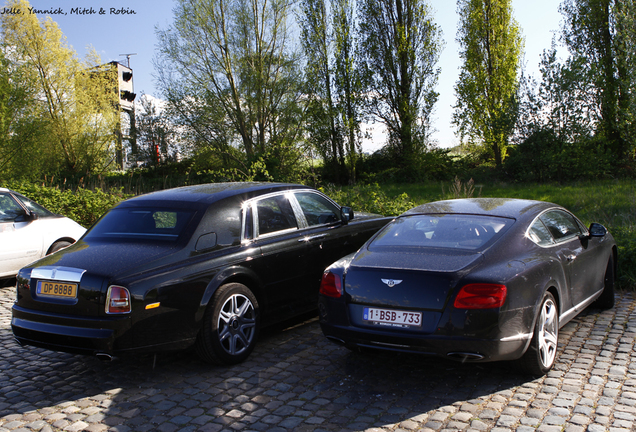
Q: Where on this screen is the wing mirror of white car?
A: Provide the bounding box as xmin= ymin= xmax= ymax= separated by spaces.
xmin=15 ymin=211 xmax=39 ymax=223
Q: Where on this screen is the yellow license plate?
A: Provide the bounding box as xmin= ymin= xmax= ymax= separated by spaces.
xmin=37 ymin=281 xmax=78 ymax=298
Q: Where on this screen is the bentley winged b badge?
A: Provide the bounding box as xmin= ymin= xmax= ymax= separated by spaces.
xmin=381 ymin=279 xmax=403 ymax=288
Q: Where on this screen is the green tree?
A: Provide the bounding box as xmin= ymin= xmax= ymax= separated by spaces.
xmin=357 ymin=0 xmax=442 ymax=174
xmin=333 ymin=0 xmax=362 ymax=182
xmin=453 ymin=0 xmax=523 ymax=167
xmin=299 ymin=0 xmax=346 ymax=181
xmin=155 ymin=0 xmax=305 ymax=173
xmin=299 ymin=0 xmax=362 ymax=183
xmin=0 ymin=44 xmax=50 ymax=180
xmin=560 ymin=0 xmax=630 ymax=163
xmin=135 ymin=94 xmax=178 ymax=166
xmin=1 ymin=0 xmax=119 ymax=176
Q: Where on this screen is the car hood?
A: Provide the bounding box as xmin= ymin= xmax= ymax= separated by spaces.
xmin=29 ymin=240 xmax=179 ymax=279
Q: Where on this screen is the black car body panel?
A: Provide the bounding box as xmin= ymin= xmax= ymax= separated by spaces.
xmin=12 ymin=183 xmax=391 ymax=360
xmin=318 ymin=198 xmax=617 ymax=370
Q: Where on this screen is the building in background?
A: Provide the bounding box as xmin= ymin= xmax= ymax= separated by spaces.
xmin=108 ymin=59 xmax=137 ymax=169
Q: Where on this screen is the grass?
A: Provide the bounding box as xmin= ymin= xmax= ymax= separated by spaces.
xmin=335 ymin=179 xmax=636 ymax=289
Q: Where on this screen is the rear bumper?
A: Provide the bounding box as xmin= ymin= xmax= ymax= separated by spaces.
xmin=320 ymin=322 xmax=531 ymax=362
xmin=11 ymin=305 xmax=129 ymax=356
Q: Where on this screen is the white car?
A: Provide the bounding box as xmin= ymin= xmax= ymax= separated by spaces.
xmin=0 ymin=188 xmax=86 ymax=279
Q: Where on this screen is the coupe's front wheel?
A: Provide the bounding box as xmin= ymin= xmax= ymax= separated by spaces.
xmin=196 ymin=283 xmax=260 ymax=365
xmin=518 ymin=292 xmax=559 ymax=376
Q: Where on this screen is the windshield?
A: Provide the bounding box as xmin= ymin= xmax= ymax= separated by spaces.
xmin=370 ymin=214 xmax=514 ymax=251
xmin=85 ymin=208 xmax=196 ymax=242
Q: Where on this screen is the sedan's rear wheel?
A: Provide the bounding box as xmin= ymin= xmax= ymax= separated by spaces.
xmin=196 ymin=283 xmax=260 ymax=365
xmin=518 ymin=292 xmax=558 ymax=376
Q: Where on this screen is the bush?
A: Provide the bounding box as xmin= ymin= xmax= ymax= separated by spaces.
xmin=321 ymin=183 xmax=416 ymax=216
xmin=504 ymin=130 xmax=614 ymax=182
xmin=1 ymin=181 xmax=130 ymax=228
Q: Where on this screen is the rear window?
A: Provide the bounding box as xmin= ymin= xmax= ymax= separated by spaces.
xmin=369 ymin=214 xmax=514 ymax=251
xmin=85 ymin=208 xmax=195 ymax=242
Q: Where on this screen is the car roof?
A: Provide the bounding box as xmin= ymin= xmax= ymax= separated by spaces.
xmin=404 ymin=198 xmax=560 ymax=221
xmin=115 ymin=182 xmax=310 ymax=209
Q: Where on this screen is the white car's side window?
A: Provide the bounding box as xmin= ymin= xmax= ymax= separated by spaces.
xmin=0 ymin=193 xmax=24 ymax=222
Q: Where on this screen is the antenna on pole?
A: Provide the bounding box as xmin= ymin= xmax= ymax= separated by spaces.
xmin=119 ymin=53 xmax=137 ymax=68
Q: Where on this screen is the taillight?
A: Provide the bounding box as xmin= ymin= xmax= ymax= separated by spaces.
xmin=319 ymin=271 xmax=343 ymax=298
xmin=454 ymin=283 xmax=507 ymax=309
xmin=106 ymin=285 xmax=131 ymax=314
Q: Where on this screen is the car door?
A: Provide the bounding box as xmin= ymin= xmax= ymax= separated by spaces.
xmin=290 ymin=191 xmax=365 ymax=303
xmin=245 ymin=193 xmax=312 ymax=318
xmin=0 ymin=192 xmax=44 ymax=276
xmin=539 ymin=209 xmax=599 ymax=308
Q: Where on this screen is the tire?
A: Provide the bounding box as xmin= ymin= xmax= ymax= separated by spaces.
xmin=48 ymin=240 xmax=72 ymax=254
xmin=196 ymin=283 xmax=260 ymax=365
xmin=592 ymin=256 xmax=615 ymax=309
xmin=518 ymin=292 xmax=559 ymax=376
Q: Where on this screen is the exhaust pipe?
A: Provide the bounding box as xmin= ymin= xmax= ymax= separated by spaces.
xmin=96 ymin=353 xmax=113 ymax=362
xmin=447 ymin=352 xmax=484 ymax=361
xmin=326 ymin=336 xmax=347 ymax=346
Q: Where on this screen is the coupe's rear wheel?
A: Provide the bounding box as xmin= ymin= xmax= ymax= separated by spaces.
xmin=196 ymin=283 xmax=260 ymax=365
xmin=518 ymin=292 xmax=559 ymax=376
xmin=592 ymin=256 xmax=615 ymax=309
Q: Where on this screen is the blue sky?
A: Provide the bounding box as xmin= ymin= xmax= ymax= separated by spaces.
xmin=25 ymin=0 xmax=563 ymax=150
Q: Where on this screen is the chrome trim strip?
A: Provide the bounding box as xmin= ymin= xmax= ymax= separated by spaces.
xmin=31 ymin=266 xmax=86 ymax=282
xmin=560 ymin=288 xmax=602 ymax=325
xmin=500 ymin=332 xmax=533 ymax=342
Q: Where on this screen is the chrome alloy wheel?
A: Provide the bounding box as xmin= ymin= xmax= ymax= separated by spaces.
xmin=217 ymin=293 xmax=256 ymax=356
xmin=537 ymin=297 xmax=558 ymax=368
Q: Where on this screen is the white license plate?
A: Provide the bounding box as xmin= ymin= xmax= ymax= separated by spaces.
xmin=363 ymin=307 xmax=422 ymax=328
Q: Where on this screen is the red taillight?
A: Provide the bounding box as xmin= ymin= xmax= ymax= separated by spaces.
xmin=454 ymin=283 xmax=507 ymax=309
xmin=319 ymin=271 xmax=343 ymax=298
xmin=106 ymin=285 xmax=131 ymax=314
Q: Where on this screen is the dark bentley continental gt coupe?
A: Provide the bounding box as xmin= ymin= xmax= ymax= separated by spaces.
xmin=12 ymin=183 xmax=391 ymax=364
xmin=318 ymin=198 xmax=617 ymax=375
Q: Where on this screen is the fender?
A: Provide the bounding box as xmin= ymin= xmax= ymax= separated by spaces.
xmin=195 ymin=264 xmax=265 ymax=323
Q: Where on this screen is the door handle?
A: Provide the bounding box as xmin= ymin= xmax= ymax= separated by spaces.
xmin=299 ymin=234 xmax=327 ymax=242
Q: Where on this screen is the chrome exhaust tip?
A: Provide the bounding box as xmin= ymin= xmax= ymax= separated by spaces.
xmin=447 ymin=352 xmax=484 ymax=361
xmin=326 ymin=336 xmax=347 ymax=346
xmin=96 ymin=353 xmax=113 ymax=362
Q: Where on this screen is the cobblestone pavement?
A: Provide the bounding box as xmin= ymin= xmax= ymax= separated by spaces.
xmin=1 ymin=281 xmax=635 ymax=432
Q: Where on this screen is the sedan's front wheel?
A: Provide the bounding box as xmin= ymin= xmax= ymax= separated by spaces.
xmin=196 ymin=283 xmax=260 ymax=365
xmin=518 ymin=292 xmax=559 ymax=376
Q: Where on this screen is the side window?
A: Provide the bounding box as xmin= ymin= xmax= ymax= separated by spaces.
xmin=527 ymin=219 xmax=555 ymax=247
xmin=256 ymin=195 xmax=298 ymax=236
xmin=539 ymin=210 xmax=581 ymax=242
xmin=15 ymin=194 xmax=53 ymax=218
xmin=243 ymin=206 xmax=254 ymax=240
xmin=0 ymin=193 xmax=25 ymax=222
xmin=295 ymin=192 xmax=340 ymax=226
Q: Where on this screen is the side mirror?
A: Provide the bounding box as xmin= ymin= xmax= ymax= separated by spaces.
xmin=15 ymin=211 xmax=38 ymax=223
xmin=589 ymin=222 xmax=607 ymax=237
xmin=340 ymin=207 xmax=354 ymax=224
